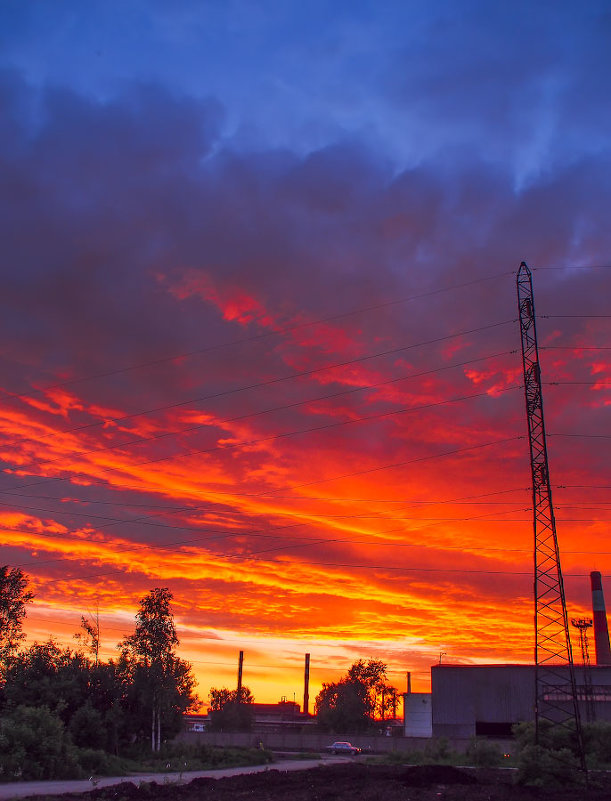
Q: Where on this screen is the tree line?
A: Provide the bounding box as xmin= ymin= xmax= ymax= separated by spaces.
xmin=2 ymin=563 xmax=401 ymax=766
xmin=0 ymin=565 xmax=198 ymax=779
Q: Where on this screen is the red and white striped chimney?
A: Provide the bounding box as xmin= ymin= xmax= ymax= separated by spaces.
xmin=591 ymin=571 xmax=611 ymax=665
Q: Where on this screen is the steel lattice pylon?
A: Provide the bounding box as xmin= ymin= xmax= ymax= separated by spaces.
xmin=517 ymin=262 xmax=585 ymax=768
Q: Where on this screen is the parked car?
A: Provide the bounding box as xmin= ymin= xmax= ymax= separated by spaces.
xmin=327 ymin=741 xmax=361 ymax=755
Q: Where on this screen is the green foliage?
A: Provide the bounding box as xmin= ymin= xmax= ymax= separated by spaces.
xmin=314 ymin=659 xmax=399 ymax=732
xmin=512 ymin=721 xmax=582 ymax=787
xmin=120 ymin=741 xmax=273 ymax=771
xmin=0 ymin=579 xmax=201 ymax=779
xmin=2 ymin=640 xmax=93 ymax=724
xmin=0 ymin=705 xmax=68 ymax=780
xmin=582 ymin=721 xmax=611 ymax=766
xmin=315 ymin=678 xmax=370 ymax=732
xmin=119 ymin=588 xmax=198 ymax=751
xmin=207 ymin=686 xmax=254 ymax=731
xmin=70 ymin=747 xmax=127 ymax=776
xmin=0 ymin=566 xmax=33 ymax=670
xmin=465 ymin=737 xmax=504 ymax=767
xmin=70 ymin=702 xmax=106 ymax=749
xmin=515 ymin=743 xmax=580 ymax=787
xmin=422 ymin=737 xmax=458 ymax=764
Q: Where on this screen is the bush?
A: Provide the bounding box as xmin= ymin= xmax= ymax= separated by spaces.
xmin=583 ymin=721 xmax=611 ymax=767
xmin=72 ymin=747 xmax=113 ymax=775
xmin=465 ymin=737 xmax=503 ymax=767
xmin=70 ymin=703 xmax=106 ymax=749
xmin=119 ymin=741 xmax=273 ymax=772
xmin=0 ymin=705 xmax=67 ymax=780
xmin=515 ymin=743 xmax=581 ymax=787
xmin=512 ymin=721 xmax=583 ymax=787
xmin=422 ymin=737 xmax=458 ymax=764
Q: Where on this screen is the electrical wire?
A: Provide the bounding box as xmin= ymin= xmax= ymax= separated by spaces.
xmin=8 ymin=322 xmax=517 ymax=445
xmin=0 ymin=271 xmax=515 ymax=401
xmin=17 ymin=385 xmax=521 ymax=476
xmin=28 ymin=349 xmax=517 ymax=442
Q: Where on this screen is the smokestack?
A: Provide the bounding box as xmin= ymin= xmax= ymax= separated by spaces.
xmin=237 ymin=650 xmax=244 ymax=699
xmin=591 ymin=571 xmax=611 ymax=665
xmin=303 ymin=653 xmax=310 ymax=716
xmin=407 ymin=671 xmax=412 ymax=694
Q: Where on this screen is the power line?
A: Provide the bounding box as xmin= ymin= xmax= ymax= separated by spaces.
xmin=7 ymin=359 xmax=520 ymax=470
xmin=0 ymin=486 xmax=532 ymax=508
xmin=549 ymin=433 xmax=611 ymax=439
xmin=0 ymin=271 xmax=515 ymax=401
xmin=533 ymin=265 xmax=611 ymax=271
xmin=27 ymin=557 xmax=609 ymax=588
xmin=27 ymin=349 xmax=517 ymax=443
xmin=541 ymin=346 xmax=611 ymax=351
xmin=20 ymin=385 xmax=520 ymax=476
xmin=9 ymin=322 xmax=516 ymax=444
xmin=7 ymin=498 xmax=608 ymax=575
xmin=1 ymin=419 xmax=524 ymax=499
xmin=280 ymin=435 xmax=524 ymax=491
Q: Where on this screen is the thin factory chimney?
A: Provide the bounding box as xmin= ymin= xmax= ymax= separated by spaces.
xmin=304 ymin=653 xmax=310 ymax=716
xmin=237 ymin=650 xmax=244 ymax=699
xmin=591 ymin=571 xmax=611 ymax=665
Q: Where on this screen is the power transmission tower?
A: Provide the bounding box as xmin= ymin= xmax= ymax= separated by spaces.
xmin=517 ymin=262 xmax=585 ymax=768
xmin=571 ymin=618 xmax=595 ymax=723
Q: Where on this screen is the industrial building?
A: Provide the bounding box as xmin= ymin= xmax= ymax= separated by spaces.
xmin=430 ymin=663 xmax=611 ymax=738
xmin=404 ymin=571 xmax=611 ymax=739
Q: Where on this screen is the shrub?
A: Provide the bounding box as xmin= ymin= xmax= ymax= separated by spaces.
xmin=513 ymin=721 xmax=583 ymax=787
xmin=422 ymin=737 xmax=458 ymax=764
xmin=515 ymin=743 xmax=581 ymax=787
xmin=583 ymin=721 xmax=611 ymax=766
xmin=465 ymin=737 xmax=503 ymax=767
xmin=70 ymin=703 xmax=106 ymax=749
xmin=73 ymin=747 xmax=112 ymax=775
xmin=0 ymin=705 xmax=67 ymax=780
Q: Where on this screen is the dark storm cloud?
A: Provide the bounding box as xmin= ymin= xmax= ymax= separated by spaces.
xmin=0 ymin=73 xmax=225 ymax=397
xmin=1 ymin=68 xmax=609 ymax=421
xmin=382 ymin=0 xmax=611 ymax=177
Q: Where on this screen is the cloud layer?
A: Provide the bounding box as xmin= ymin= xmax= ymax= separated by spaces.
xmin=0 ymin=2 xmax=610 ymax=701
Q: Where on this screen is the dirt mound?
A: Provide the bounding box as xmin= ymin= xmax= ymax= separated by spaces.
xmin=15 ymin=762 xmax=611 ymax=801
xmin=401 ymin=764 xmax=478 ymax=786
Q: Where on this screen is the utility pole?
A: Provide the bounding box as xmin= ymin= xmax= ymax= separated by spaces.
xmin=517 ymin=262 xmax=585 ymax=770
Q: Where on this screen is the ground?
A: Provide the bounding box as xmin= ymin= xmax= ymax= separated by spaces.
xmin=25 ymin=764 xmax=611 ymax=801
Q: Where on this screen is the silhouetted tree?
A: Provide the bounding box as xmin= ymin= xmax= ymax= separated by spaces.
xmin=315 ymin=659 xmax=398 ymax=732
xmin=208 ymin=685 xmax=254 ymax=731
xmin=2 ymin=640 xmax=92 ymax=724
xmin=73 ymin=612 xmax=100 ymax=665
xmin=119 ymin=588 xmax=197 ymax=751
xmin=0 ymin=566 xmax=33 ymax=671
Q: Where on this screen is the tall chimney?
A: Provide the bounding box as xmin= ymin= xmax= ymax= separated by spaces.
xmin=591 ymin=571 xmax=611 ymax=665
xmin=303 ymin=653 xmax=310 ymax=716
xmin=237 ymin=650 xmax=244 ymax=699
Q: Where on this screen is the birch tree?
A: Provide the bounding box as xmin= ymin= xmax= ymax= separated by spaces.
xmin=119 ymin=588 xmax=196 ymax=751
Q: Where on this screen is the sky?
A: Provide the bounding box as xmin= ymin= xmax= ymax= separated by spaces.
xmin=0 ymin=0 xmax=609 ymax=707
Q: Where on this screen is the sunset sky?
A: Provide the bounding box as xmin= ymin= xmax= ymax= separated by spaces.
xmin=0 ymin=0 xmax=609 ymax=707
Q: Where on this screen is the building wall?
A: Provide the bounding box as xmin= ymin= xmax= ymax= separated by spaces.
xmin=177 ymin=729 xmax=467 ymax=754
xmin=431 ymin=664 xmax=611 ymax=738
xmin=403 ymin=692 xmax=432 ymax=737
